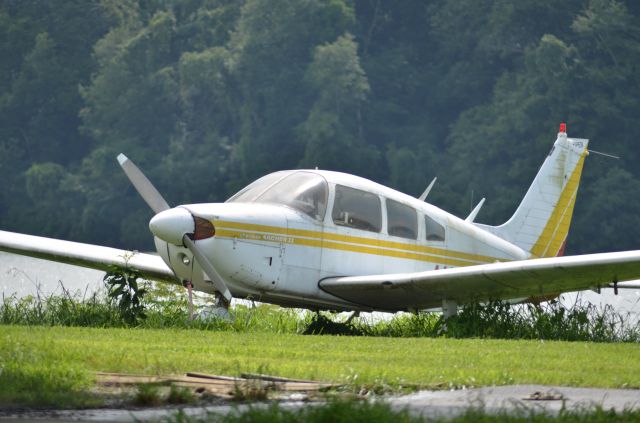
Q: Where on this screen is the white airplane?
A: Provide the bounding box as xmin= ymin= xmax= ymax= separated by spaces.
xmin=1 ymin=123 xmax=639 ymax=318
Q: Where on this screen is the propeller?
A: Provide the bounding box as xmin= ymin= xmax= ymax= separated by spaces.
xmin=117 ymin=154 xmax=170 ymax=214
xmin=117 ymin=154 xmax=232 ymax=304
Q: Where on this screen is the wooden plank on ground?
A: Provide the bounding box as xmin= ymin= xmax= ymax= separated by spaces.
xmin=94 ymin=371 xmax=337 ymax=396
xmin=240 ymin=372 xmax=327 ymax=384
xmin=186 ymin=372 xmax=244 ymax=382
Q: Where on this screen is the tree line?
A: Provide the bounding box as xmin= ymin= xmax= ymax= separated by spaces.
xmin=1 ymin=0 xmax=639 ymax=254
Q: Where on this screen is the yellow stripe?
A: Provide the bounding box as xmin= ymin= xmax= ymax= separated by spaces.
xmin=215 ymin=220 xmax=500 ymax=263
xmin=546 ymin=194 xmax=576 ymax=256
xmin=215 ymin=228 xmax=479 ymax=267
xmin=216 ymin=220 xmax=502 ymax=263
xmin=320 ymin=239 xmax=476 ymax=267
xmin=530 ymin=151 xmax=587 ymax=258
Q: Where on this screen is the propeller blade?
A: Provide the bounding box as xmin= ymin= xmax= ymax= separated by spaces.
xmin=117 ymin=153 xmax=231 ymax=303
xmin=183 ymin=235 xmax=232 ymax=303
xmin=117 ymin=154 xmax=170 ymax=214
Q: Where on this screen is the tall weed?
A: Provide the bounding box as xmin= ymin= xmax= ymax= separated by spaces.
xmin=1 ymin=283 xmax=638 ymax=342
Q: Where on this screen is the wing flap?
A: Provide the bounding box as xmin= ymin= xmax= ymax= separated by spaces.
xmin=319 ymin=251 xmax=640 ymax=311
xmin=0 ymin=230 xmax=176 ymax=284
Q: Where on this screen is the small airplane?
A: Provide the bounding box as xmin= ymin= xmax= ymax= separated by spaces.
xmin=1 ymin=123 xmax=640 ymax=318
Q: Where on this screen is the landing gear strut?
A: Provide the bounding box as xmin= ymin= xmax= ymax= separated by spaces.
xmin=345 ymin=311 xmax=360 ymax=324
xmin=184 ymin=280 xmax=194 ymax=320
xmin=440 ymin=299 xmax=458 ymax=333
xmin=442 ymin=299 xmax=458 ymax=319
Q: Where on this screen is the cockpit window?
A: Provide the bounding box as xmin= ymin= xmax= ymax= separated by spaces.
xmin=256 ymin=173 xmax=328 ymax=220
xmin=230 ymin=172 xmax=328 ymax=221
xmin=386 ymin=199 xmax=417 ymax=239
xmin=226 ymin=172 xmax=287 ymax=203
xmin=332 ymin=185 xmax=382 ymax=233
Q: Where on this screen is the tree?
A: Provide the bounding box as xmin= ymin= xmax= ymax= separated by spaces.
xmin=2 ymin=0 xmax=640 ymax=254
xmin=224 ymin=0 xmax=355 ymax=190
xmin=0 ymin=0 xmax=110 ymax=237
xmin=443 ymin=0 xmax=640 ymax=253
xmin=298 ymin=33 xmax=380 ymax=176
xmin=77 ymin=1 xmax=240 ymax=247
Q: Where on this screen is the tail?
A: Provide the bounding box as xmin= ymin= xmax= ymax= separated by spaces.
xmin=476 ymin=123 xmax=589 ymax=258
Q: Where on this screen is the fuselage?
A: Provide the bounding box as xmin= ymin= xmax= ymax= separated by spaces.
xmin=154 ymin=170 xmax=528 ymax=311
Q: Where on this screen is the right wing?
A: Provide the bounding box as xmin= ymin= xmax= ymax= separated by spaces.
xmin=0 ymin=230 xmax=176 ymax=284
xmin=319 ymin=251 xmax=640 ymax=311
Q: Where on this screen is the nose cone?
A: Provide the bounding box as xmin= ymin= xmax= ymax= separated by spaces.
xmin=149 ymin=207 xmax=194 ymax=245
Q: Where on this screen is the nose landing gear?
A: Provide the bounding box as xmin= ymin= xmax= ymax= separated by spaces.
xmin=184 ymin=280 xmax=195 ymax=320
xmin=197 ymin=290 xmax=232 ymax=321
xmin=182 ymin=280 xmax=232 ymax=321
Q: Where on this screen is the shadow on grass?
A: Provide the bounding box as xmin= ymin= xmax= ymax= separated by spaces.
xmin=0 ymin=363 xmax=98 ymax=409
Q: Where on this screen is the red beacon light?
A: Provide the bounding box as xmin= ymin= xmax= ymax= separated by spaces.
xmin=559 ymin=122 xmax=567 ymax=133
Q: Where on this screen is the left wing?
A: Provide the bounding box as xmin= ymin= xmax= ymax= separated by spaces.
xmin=0 ymin=230 xmax=176 ymax=284
xmin=319 ymin=251 xmax=640 ymax=311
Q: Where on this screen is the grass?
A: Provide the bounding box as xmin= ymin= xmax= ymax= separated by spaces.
xmin=1 ymin=324 xmax=639 ymax=408
xmin=169 ymin=401 xmax=640 ymax=423
xmin=134 ymin=382 xmax=163 ymax=406
xmin=2 ymin=282 xmax=639 ymax=342
xmin=1 ymin=283 xmax=639 ymax=408
xmin=0 ymin=284 xmax=308 ymax=334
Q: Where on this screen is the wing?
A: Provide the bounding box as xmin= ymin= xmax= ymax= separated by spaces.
xmin=319 ymin=251 xmax=640 ymax=311
xmin=0 ymin=230 xmax=176 ymax=284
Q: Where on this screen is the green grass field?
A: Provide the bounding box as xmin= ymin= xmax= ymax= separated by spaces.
xmin=1 ymin=324 xmax=639 ymax=408
xmin=175 ymin=402 xmax=640 ymax=423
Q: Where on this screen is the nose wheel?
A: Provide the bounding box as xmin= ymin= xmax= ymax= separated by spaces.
xmin=195 ymin=289 xmax=232 ymax=321
xmin=183 ymin=280 xmax=231 ymax=321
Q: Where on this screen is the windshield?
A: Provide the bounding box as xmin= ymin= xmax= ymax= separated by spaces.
xmin=226 ymin=172 xmax=287 ymax=203
xmin=229 ymin=172 xmax=328 ymax=221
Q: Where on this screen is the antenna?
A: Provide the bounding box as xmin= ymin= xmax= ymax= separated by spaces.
xmin=418 ymin=177 xmax=437 ymax=201
xmin=466 ymin=198 xmax=485 ymax=223
xmin=587 ymin=149 xmax=620 ymax=160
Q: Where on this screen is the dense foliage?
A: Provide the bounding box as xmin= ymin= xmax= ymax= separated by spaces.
xmin=1 ymin=0 xmax=639 ymax=253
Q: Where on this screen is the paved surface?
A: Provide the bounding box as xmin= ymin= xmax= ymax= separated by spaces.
xmin=1 ymin=385 xmax=638 ymax=421
xmin=389 ymin=384 xmax=640 ymax=419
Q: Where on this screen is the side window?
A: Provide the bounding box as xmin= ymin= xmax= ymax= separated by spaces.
xmin=425 ymin=214 xmax=445 ymax=242
xmin=386 ymin=199 xmax=417 ymax=239
xmin=332 ymin=185 xmax=381 ymax=233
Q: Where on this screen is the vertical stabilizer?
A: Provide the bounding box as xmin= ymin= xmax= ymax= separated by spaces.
xmin=476 ymin=124 xmax=588 ymax=257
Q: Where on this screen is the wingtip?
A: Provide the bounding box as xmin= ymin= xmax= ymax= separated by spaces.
xmin=117 ymin=153 xmax=128 ymax=165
